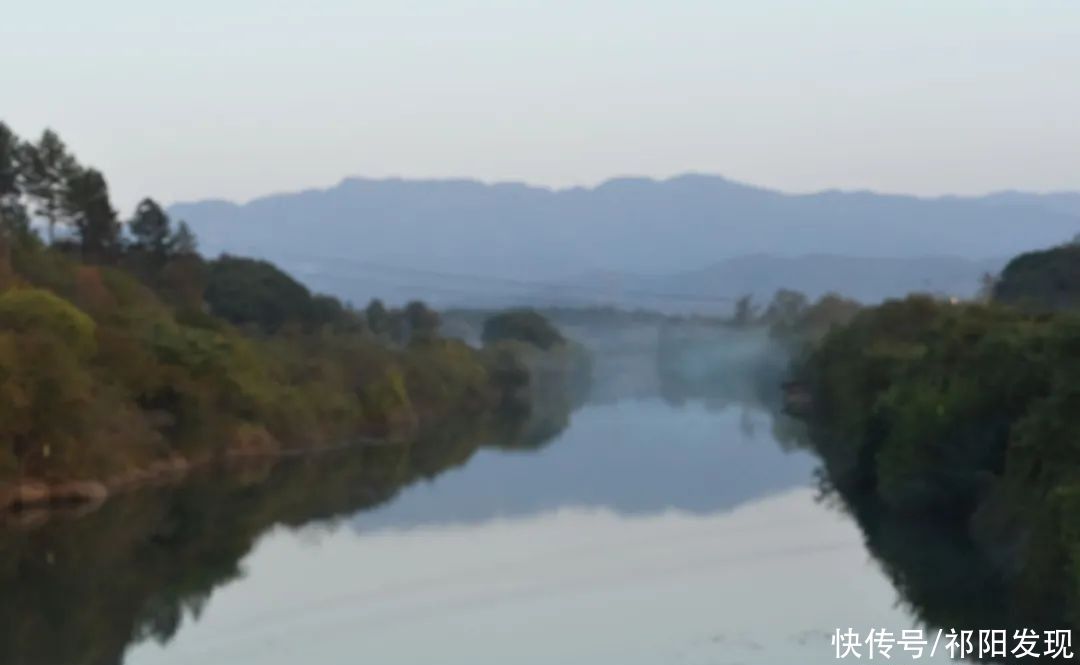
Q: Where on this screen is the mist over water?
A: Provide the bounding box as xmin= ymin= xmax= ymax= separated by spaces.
xmin=0 ymin=315 xmax=977 ymax=664
xmin=4 ymin=6 xmax=1079 ymax=662
xmin=119 ymin=322 xmax=967 ymax=665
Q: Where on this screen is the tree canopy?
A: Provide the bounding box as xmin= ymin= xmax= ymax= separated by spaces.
xmin=482 ymin=309 xmax=565 ymax=349
xmin=204 ymin=255 xmax=348 ymax=333
xmin=0 ymin=119 xmax=565 ymax=488
xmin=993 ymin=243 xmax=1080 ymax=312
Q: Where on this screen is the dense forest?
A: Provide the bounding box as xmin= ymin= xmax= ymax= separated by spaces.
xmin=790 ymin=239 xmax=1080 ymax=634
xmin=0 ymin=122 xmax=585 ymax=510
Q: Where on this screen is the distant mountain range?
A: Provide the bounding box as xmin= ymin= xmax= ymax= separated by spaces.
xmin=169 ymin=175 xmax=1080 ymax=313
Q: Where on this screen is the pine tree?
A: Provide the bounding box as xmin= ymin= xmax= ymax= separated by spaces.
xmin=0 ymin=122 xmax=18 ymax=201
xmin=18 ymin=129 xmax=79 ymax=243
xmin=0 ymin=122 xmax=32 ymax=245
xmin=168 ymin=220 xmax=198 ymax=256
xmin=129 ymin=198 xmax=172 ymax=263
xmin=64 ymin=168 xmax=120 ymax=262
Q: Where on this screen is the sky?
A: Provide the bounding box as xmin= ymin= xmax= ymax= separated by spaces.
xmin=3 ymin=0 xmax=1080 ymax=212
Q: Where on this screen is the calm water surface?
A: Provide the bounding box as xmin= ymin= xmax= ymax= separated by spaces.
xmin=116 ymin=398 xmax=957 ymax=664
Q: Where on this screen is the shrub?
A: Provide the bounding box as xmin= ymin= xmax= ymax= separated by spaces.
xmin=0 ymin=287 xmax=96 ymax=357
xmin=482 ymin=309 xmax=565 ymax=350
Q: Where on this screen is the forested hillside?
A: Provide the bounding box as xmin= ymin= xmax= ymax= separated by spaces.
xmin=791 ymin=240 xmax=1080 ymax=625
xmin=993 ymin=241 xmax=1080 ymax=312
xmin=0 ymin=122 xmax=575 ymax=508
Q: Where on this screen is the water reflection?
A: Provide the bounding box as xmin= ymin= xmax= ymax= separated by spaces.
xmin=808 ymin=452 xmax=1073 ymax=661
xmin=0 ymin=401 xmax=567 ymax=665
xmin=356 ymin=401 xmax=815 ymax=531
xmin=0 ymin=386 xmax=828 ymax=665
xmin=129 ymin=488 xmax=919 ymax=665
xmin=0 ymin=324 xmax=1054 ymax=664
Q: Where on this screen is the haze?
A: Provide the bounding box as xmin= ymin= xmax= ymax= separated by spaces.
xmin=4 ymin=0 xmax=1080 ymax=211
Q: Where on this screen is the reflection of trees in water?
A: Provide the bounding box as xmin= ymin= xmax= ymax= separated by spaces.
xmin=0 ymin=449 xmax=406 ymax=665
xmin=803 ymin=424 xmax=1073 ymax=663
xmin=486 ymin=348 xmax=591 ymax=453
xmin=0 ymin=396 xmax=577 ymax=665
xmin=12 ymin=316 xmax=1070 ymax=665
xmin=654 ymin=324 xmax=814 ymax=454
xmin=655 ymin=324 xmax=788 ymax=410
xmin=658 ymin=322 xmax=1077 ymax=660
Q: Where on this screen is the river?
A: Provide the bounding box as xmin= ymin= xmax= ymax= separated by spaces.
xmin=2 ymin=328 xmax=975 ymax=664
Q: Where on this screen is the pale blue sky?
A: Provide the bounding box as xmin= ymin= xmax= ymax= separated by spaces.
xmin=3 ymin=0 xmax=1079 ymax=210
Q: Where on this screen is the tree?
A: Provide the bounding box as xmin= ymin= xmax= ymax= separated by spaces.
xmin=482 ymin=309 xmax=565 ymax=349
xmin=169 ymin=221 xmax=198 ymax=256
xmin=129 ymin=198 xmax=172 ymax=264
xmin=157 ymin=253 xmax=206 ymax=308
xmin=64 ymin=168 xmax=121 ymax=262
xmin=993 ymin=244 xmax=1080 ymax=312
xmin=0 ymin=287 xmax=97 ymax=356
xmin=18 ymin=129 xmax=79 ymax=243
xmin=732 ymin=294 xmax=758 ymax=327
xmin=385 ymin=309 xmax=407 ymax=345
xmin=975 ymin=272 xmax=997 ymax=303
xmin=403 ymin=300 xmax=440 ymax=342
xmin=775 ymin=292 xmax=862 ymax=342
xmin=0 ymin=122 xmax=31 ymax=243
xmin=0 ymin=122 xmax=18 ymax=201
xmin=205 ymin=255 xmax=323 ymax=333
xmin=762 ymin=289 xmax=808 ymax=327
xmin=366 ymin=299 xmax=389 ymax=335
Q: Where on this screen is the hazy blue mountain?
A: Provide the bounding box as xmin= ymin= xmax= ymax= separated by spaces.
xmin=169 ymin=174 xmax=1079 ymax=311
xmin=975 ymin=191 xmax=1080 ymax=220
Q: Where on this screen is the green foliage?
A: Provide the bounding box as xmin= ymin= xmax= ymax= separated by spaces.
xmin=128 ymin=198 xmax=172 ymax=263
xmin=0 ymin=331 xmax=95 ymax=473
xmin=204 ymin=255 xmax=348 ymax=333
xmin=0 ymin=240 xmax=542 ymax=482
xmin=0 ymin=389 xmax=570 ymax=665
xmin=482 ymin=309 xmax=565 ymax=350
xmin=773 ymin=292 xmax=861 ymax=344
xmin=0 ymin=120 xmax=571 ymax=488
xmin=170 ymin=221 xmax=198 ymax=256
xmin=155 ymin=254 xmax=207 ymax=309
xmin=16 ymin=129 xmax=80 ymax=243
xmin=994 ymin=243 xmax=1080 ymax=312
xmin=366 ymin=299 xmax=389 ymax=335
xmin=0 ymin=123 xmax=17 ymax=198
xmin=799 ymin=288 xmax=1080 ymax=616
xmin=0 ymin=288 xmax=96 ymax=357
xmin=760 ymin=289 xmax=808 ymax=328
xmin=401 ymin=338 xmax=490 ymax=420
xmin=64 ymin=167 xmax=121 ymax=262
xmin=0 ymin=123 xmax=21 ymax=237
xmin=799 ymin=296 xmax=1067 ymax=507
xmin=404 ymin=300 xmax=440 ymax=342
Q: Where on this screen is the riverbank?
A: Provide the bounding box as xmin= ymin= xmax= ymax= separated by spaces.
xmin=788 ymin=290 xmax=1080 ymax=632
xmin=0 ymin=445 xmax=339 ymax=515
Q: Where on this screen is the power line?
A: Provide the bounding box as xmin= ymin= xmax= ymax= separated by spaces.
xmin=262 ymin=250 xmax=739 ymax=305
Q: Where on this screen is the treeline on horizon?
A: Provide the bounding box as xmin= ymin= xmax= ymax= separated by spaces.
xmin=790 ymin=235 xmax=1080 ymax=630
xmin=0 ymin=121 xmax=585 ymax=494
